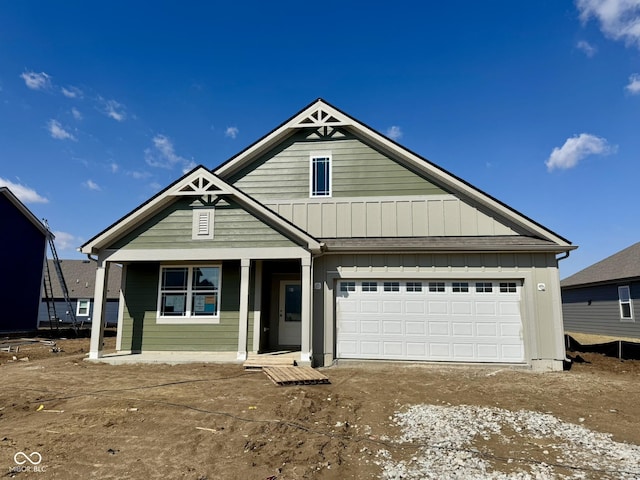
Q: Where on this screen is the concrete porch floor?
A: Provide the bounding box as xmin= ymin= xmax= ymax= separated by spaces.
xmin=85 ymin=350 xmax=302 ymax=366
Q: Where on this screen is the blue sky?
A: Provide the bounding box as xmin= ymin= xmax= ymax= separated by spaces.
xmin=1 ymin=1 xmax=639 ymax=278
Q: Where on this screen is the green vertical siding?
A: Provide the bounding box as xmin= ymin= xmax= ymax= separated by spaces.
xmin=120 ymin=261 xmax=244 ymax=352
xmin=110 ymin=198 xmax=297 ymax=250
xmin=228 ymin=129 xmax=447 ymax=200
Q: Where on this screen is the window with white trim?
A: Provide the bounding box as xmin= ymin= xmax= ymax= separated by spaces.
xmin=428 ymin=282 xmax=445 ymax=293
xmin=76 ymin=299 xmax=90 ymax=316
xmin=452 ymin=282 xmax=469 ymax=293
xmin=475 ymin=282 xmax=493 ymax=293
xmin=340 ymin=281 xmax=355 ymax=292
xmin=500 ymin=282 xmax=517 ymax=293
xmin=619 ymin=286 xmax=634 ymax=321
xmin=362 ymin=281 xmax=377 ymax=292
xmin=384 ymin=281 xmax=400 ymax=292
xmin=310 ymin=153 xmax=331 ymax=197
xmin=158 ymin=265 xmax=221 ymax=322
xmin=406 ymin=282 xmax=423 ymax=292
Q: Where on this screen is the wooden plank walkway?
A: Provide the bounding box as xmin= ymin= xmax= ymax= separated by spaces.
xmin=262 ymin=365 xmax=330 ymax=386
xmin=243 ymin=356 xmax=296 ymax=369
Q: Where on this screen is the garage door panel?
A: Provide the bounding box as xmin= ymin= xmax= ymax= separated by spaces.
xmin=452 ymin=322 xmax=473 ymax=336
xmin=476 ymin=323 xmax=498 ymax=337
xmin=428 ymin=322 xmax=449 ymax=335
xmin=406 ymin=301 xmax=425 ymax=314
xmin=361 ymin=301 xmax=379 ymax=313
xmin=383 ymin=320 xmax=403 ymax=334
xmin=361 ymin=320 xmax=380 ymax=334
xmin=406 ymin=321 xmax=426 ymax=335
xmin=453 ymin=344 xmax=474 ymax=358
xmin=477 ymin=344 xmax=499 ymax=360
xmin=428 ymin=301 xmax=448 ymax=314
xmin=476 ymin=301 xmax=497 ymax=316
xmin=382 ymin=301 xmax=402 ymax=314
xmin=336 ymin=280 xmax=524 ymax=363
xmin=406 ymin=343 xmax=427 ymax=356
xmin=451 ymin=301 xmax=472 ymax=315
xmin=383 ymin=342 xmax=403 ymax=355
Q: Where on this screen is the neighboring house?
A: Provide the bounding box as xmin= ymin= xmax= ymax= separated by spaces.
xmin=0 ymin=187 xmax=49 ymax=333
xmin=38 ymin=260 xmax=122 ymax=328
xmin=81 ymin=99 xmax=575 ymax=370
xmin=561 ymin=242 xmax=640 ymax=339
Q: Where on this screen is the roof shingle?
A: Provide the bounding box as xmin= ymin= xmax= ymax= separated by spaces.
xmin=561 ymin=242 xmax=640 ymax=288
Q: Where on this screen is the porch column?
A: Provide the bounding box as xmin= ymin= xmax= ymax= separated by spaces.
xmin=237 ymin=258 xmax=251 ymax=361
xmin=300 ymin=256 xmax=312 ymax=364
xmin=89 ymin=260 xmax=109 ymax=359
xmin=252 ymin=260 xmax=263 ymax=353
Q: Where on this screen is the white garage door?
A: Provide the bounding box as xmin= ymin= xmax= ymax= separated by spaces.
xmin=336 ymin=280 xmax=524 ymax=363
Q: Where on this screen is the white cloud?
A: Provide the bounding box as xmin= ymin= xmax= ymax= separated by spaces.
xmin=109 ymin=162 xmax=119 ymax=173
xmin=0 ymin=177 xmax=49 ymax=203
xmin=20 ymin=71 xmax=52 ymax=90
xmin=386 ymin=125 xmax=403 ymax=140
xmin=51 ymin=230 xmax=79 ymax=251
xmin=144 ymin=134 xmax=193 ymax=170
xmin=61 ymin=86 xmax=83 ymax=98
xmin=576 ymin=39 xmax=598 ymax=56
xmin=225 ymin=126 xmax=239 ymax=139
xmin=47 ymin=119 xmax=76 ymax=141
xmin=128 ymin=170 xmax=151 ymax=180
xmin=577 ymin=0 xmax=640 ymax=48
xmin=625 ymin=72 xmax=640 ymax=93
xmin=83 ymin=179 xmax=101 ymax=191
xmin=100 ymin=98 xmax=127 ymax=121
xmin=71 ymin=107 xmax=82 ymax=120
xmin=546 ymin=133 xmax=616 ymax=171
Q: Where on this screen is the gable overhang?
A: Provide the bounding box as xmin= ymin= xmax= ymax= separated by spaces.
xmin=0 ymin=187 xmax=50 ymax=238
xmin=80 ymin=166 xmax=323 ymax=256
xmin=214 ymin=99 xmax=573 ymax=251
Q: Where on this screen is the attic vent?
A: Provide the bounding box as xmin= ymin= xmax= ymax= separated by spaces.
xmin=192 ymin=208 xmax=214 ymax=240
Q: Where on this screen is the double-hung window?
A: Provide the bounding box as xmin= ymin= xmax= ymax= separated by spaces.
xmin=619 ymin=286 xmax=634 ymax=321
xmin=157 ymin=265 xmax=221 ymax=323
xmin=76 ymin=299 xmax=90 ymax=316
xmin=310 ymin=153 xmax=331 ymax=197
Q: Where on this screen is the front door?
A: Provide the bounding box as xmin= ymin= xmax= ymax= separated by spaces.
xmin=278 ymin=281 xmax=302 ymax=346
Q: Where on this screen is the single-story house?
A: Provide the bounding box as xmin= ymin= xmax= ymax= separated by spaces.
xmin=561 ymin=242 xmax=640 ymax=339
xmin=38 ymin=259 xmax=122 ymax=328
xmin=81 ymin=99 xmax=575 ymax=370
xmin=0 ymin=187 xmax=49 ymax=333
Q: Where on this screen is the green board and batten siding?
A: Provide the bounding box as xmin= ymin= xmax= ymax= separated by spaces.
xmin=109 ymin=198 xmax=297 ymax=250
xmin=228 ymin=130 xmax=448 ymax=200
xmin=119 ymin=262 xmax=254 ymax=352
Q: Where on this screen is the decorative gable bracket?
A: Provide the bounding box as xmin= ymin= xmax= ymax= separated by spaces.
xmin=290 ymin=105 xmax=348 ymax=129
xmin=169 ymin=173 xmax=233 ymax=197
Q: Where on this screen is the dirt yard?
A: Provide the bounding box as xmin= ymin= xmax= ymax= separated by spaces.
xmin=2 ymin=336 xmax=640 ymax=479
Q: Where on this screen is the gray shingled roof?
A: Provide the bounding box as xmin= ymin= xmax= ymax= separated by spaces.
xmin=561 ymin=241 xmax=640 ymax=288
xmin=42 ymin=260 xmax=122 ymax=300
xmin=321 ymin=236 xmax=565 ymax=252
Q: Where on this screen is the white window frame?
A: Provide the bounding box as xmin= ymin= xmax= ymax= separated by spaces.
xmin=619 ymin=285 xmax=634 ymax=322
xmin=192 ymin=208 xmax=215 ymax=240
xmin=309 ymin=152 xmax=332 ymax=198
xmin=76 ymin=299 xmax=90 ymax=316
xmin=156 ymin=264 xmax=221 ymax=324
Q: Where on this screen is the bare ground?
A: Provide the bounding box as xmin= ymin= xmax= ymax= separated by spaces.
xmin=1 ymin=336 xmax=640 ymax=479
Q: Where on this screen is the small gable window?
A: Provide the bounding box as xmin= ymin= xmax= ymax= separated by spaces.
xmin=310 ymin=153 xmax=331 ymax=197
xmin=192 ymin=209 xmax=214 ymax=240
